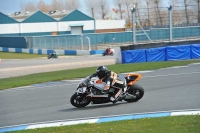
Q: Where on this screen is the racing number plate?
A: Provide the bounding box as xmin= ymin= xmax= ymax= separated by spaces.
xmin=77 ymin=87 xmax=87 ymax=93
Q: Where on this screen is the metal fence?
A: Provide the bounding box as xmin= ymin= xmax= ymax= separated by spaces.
xmin=26 ymin=5 xmax=200 ymax=50
xmin=27 ymin=36 xmax=93 ymax=50
xmin=129 ymin=5 xmax=200 ymax=44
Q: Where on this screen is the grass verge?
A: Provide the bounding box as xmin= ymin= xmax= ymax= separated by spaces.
xmin=0 ymin=60 xmax=200 ymax=90
xmin=7 ymin=115 xmax=200 ymax=133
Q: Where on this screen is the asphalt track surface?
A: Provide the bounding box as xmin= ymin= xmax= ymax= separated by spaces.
xmin=0 ymin=55 xmax=115 ymax=78
xmin=0 ymin=63 xmax=200 ymax=127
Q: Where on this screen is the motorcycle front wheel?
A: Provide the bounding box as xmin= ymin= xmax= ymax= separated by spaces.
xmin=70 ymin=93 xmax=91 ymax=108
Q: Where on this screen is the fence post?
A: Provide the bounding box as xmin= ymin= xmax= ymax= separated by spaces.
xmin=44 ymin=38 xmax=46 ymax=49
xmin=87 ymin=37 xmax=91 ymax=51
xmin=80 ymin=37 xmax=83 ymax=50
xmin=131 ymin=7 xmax=136 ymax=45
xmin=168 ymin=5 xmax=173 ymax=42
xmin=64 ymin=37 xmax=67 ymax=49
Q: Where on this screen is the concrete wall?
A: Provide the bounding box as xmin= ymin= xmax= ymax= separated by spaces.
xmin=95 ymin=20 xmax=126 ymax=30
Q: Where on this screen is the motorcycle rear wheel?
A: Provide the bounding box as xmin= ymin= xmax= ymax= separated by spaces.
xmin=70 ymin=93 xmax=91 ymax=108
xmin=124 ymin=84 xmax=144 ymax=102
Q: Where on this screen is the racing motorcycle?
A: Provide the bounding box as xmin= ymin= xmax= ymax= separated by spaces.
xmin=102 ymin=49 xmax=114 ymax=56
xmin=47 ymin=53 xmax=58 ymax=59
xmin=70 ymin=73 xmax=144 ymax=108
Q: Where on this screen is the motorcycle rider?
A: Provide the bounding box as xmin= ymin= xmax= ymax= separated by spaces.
xmin=106 ymin=47 xmax=112 ymax=54
xmin=51 ymin=50 xmax=57 ymax=57
xmin=91 ymin=66 xmax=126 ymax=104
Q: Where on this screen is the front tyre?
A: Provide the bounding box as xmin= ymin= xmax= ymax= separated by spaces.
xmin=70 ymin=93 xmax=91 ymax=108
xmin=124 ymin=84 xmax=144 ymax=102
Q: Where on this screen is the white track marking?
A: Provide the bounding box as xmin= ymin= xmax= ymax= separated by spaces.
xmin=1 ymin=71 xmax=200 ymax=92
xmin=160 ymin=66 xmax=188 ymax=70
xmin=123 ymin=70 xmax=153 ymax=74
xmin=142 ymin=72 xmax=200 ymax=78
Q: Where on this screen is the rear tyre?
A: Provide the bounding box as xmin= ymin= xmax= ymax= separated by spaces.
xmin=70 ymin=93 xmax=91 ymax=108
xmin=124 ymin=84 xmax=144 ymax=102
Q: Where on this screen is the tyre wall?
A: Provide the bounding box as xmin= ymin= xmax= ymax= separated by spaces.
xmin=118 ymin=44 xmax=200 ymax=64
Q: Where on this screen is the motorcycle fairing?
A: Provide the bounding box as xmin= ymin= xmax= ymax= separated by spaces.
xmin=126 ymin=74 xmax=142 ymax=86
xmin=93 ymin=79 xmax=106 ymax=91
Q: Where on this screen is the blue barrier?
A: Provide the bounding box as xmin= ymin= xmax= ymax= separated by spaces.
xmin=191 ymin=44 xmax=200 ymax=59
xmin=166 ymin=45 xmax=191 ymax=61
xmin=122 ymin=49 xmax=146 ymax=63
xmin=146 ymin=47 xmax=166 ymax=62
xmin=122 ymin=44 xmax=200 ymax=64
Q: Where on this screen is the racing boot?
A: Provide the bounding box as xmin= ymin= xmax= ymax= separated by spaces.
xmin=112 ymin=89 xmax=125 ymax=104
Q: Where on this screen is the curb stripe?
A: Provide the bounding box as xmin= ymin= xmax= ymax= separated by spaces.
xmin=0 ymin=126 xmax=28 ymax=133
xmin=97 ymin=115 xmax=133 ymax=123
xmin=133 ymin=112 xmax=171 ymax=119
xmin=0 ymin=110 xmax=199 ymax=133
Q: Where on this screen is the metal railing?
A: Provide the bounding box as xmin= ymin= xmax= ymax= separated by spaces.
xmin=129 ymin=5 xmax=200 ymax=44
xmin=27 ymin=36 xmax=92 ymax=50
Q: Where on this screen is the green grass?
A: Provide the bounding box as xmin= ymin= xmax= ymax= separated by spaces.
xmin=0 ymin=60 xmax=200 ymax=90
xmin=7 ymin=115 xmax=200 ymax=133
xmin=0 ymin=52 xmax=47 ymax=59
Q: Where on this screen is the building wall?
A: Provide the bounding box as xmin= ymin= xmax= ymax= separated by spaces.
xmin=95 ymin=20 xmax=126 ymax=30
xmin=0 ymin=24 xmax=20 ymax=35
xmin=20 ymin=22 xmax=57 ymax=34
xmin=95 ymin=28 xmax=125 ymax=33
xmin=58 ymin=20 xmax=95 ymax=34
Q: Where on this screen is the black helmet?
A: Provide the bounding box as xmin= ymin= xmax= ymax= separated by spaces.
xmin=96 ymin=66 xmax=108 ymax=79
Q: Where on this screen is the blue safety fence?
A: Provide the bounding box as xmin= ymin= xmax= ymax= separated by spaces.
xmin=122 ymin=44 xmax=200 ymax=63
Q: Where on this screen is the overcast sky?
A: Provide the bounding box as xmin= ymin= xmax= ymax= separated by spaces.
xmin=0 ymin=0 xmax=115 ymax=15
xmin=0 ymin=0 xmax=170 ymax=15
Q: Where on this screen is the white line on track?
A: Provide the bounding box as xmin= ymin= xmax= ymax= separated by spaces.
xmin=0 ymin=83 xmax=78 ymax=92
xmin=1 ymin=71 xmax=200 ymax=92
xmin=142 ymin=71 xmax=200 ymax=78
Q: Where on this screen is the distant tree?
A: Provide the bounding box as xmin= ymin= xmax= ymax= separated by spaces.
xmin=115 ymin=0 xmax=124 ymax=19
xmin=98 ymin=0 xmax=109 ymax=19
xmin=154 ymin=0 xmax=163 ymax=25
xmin=144 ymin=0 xmax=152 ymax=25
xmin=62 ymin=0 xmax=79 ymax=11
xmin=184 ymin=0 xmax=190 ymax=24
xmin=191 ymin=0 xmax=200 ymax=23
xmin=37 ymin=0 xmax=50 ymax=12
xmin=124 ymin=0 xmax=132 ymax=23
xmin=134 ymin=0 xmax=143 ymax=24
xmin=197 ymin=0 xmax=200 ymax=23
xmin=20 ymin=1 xmax=37 ymax=11
xmin=85 ymin=0 xmax=99 ymax=18
xmin=50 ymin=0 xmax=62 ymax=11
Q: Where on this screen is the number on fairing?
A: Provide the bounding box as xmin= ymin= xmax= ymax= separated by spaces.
xmin=77 ymin=87 xmax=86 ymax=93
